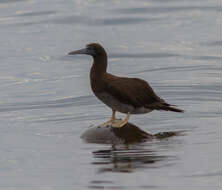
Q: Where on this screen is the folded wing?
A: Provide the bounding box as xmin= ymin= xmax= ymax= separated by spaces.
xmin=105 ymin=75 xmax=183 ymax=113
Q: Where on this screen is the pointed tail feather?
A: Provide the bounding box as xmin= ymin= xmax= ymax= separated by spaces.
xmin=149 ymin=102 xmax=184 ymax=113
xmin=162 ymin=105 xmax=184 ymax=113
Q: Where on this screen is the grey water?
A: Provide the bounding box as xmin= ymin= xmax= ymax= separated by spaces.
xmin=0 ymin=0 xmax=222 ymax=189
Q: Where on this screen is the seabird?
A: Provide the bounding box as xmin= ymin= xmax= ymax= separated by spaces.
xmin=68 ymin=43 xmax=184 ymax=128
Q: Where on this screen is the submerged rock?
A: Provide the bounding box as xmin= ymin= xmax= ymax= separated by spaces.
xmin=81 ymin=122 xmax=182 ymax=144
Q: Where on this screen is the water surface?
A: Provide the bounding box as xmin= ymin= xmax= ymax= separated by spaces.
xmin=0 ymin=0 xmax=222 ymax=189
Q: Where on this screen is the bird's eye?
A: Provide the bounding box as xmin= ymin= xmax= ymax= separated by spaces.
xmin=86 ymin=46 xmax=96 ymax=56
xmin=87 ymin=46 xmax=93 ymax=51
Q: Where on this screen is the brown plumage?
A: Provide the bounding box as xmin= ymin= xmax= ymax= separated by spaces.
xmin=103 ymin=75 xmax=183 ymax=112
xmin=68 ymin=43 xmax=183 ymax=127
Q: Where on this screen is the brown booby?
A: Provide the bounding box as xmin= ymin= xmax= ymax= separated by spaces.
xmin=68 ymin=43 xmax=184 ymax=128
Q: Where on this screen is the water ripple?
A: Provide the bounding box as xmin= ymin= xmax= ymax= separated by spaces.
xmin=115 ymin=6 xmax=222 ymax=15
xmin=203 ymin=41 xmax=222 ymax=47
xmin=0 ymin=0 xmax=28 ymax=4
xmin=92 ymin=147 xmax=169 ymax=173
xmin=93 ymin=17 xmax=157 ymax=25
xmin=51 ymin=15 xmax=156 ymax=26
xmin=15 ymin=10 xmax=57 ymax=17
xmin=129 ymin=65 xmax=204 ymax=74
xmin=110 ymin=52 xmax=179 ymax=59
xmin=0 ymin=95 xmax=98 ymax=112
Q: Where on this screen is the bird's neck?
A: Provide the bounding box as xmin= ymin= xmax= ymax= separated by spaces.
xmin=90 ymin=54 xmax=107 ymax=79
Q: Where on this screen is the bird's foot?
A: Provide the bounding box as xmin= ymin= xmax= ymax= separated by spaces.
xmin=98 ymin=120 xmax=113 ymax=128
xmin=98 ymin=118 xmax=122 ymax=128
xmin=111 ymin=119 xmax=128 ymax=128
xmin=111 ymin=112 xmax=130 ymax=128
xmin=98 ymin=110 xmax=117 ymax=128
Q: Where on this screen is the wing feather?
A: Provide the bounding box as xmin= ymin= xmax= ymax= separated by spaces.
xmin=104 ymin=75 xmax=162 ymax=108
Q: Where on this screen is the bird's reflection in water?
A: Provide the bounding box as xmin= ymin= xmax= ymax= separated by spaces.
xmin=92 ymin=144 xmax=168 ymax=173
xmin=86 ymin=124 xmax=184 ymax=189
xmin=82 ymin=122 xmax=183 ymax=172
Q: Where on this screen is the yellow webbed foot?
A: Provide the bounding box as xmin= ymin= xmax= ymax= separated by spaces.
xmin=98 ymin=110 xmax=116 ymax=127
xmin=111 ymin=112 xmax=130 ymax=128
xmin=99 ymin=120 xmax=113 ymax=127
xmin=111 ymin=119 xmax=128 ymax=128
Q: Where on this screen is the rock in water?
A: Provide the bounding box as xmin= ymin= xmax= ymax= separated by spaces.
xmin=81 ymin=122 xmax=182 ymax=144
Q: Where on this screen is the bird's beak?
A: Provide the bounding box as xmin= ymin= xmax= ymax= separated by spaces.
xmin=68 ymin=48 xmax=94 ymax=56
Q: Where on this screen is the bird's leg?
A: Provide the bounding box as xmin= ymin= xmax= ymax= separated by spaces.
xmin=112 ymin=112 xmax=130 ymax=128
xmin=99 ymin=110 xmax=116 ymax=127
xmin=110 ymin=109 xmax=116 ymax=121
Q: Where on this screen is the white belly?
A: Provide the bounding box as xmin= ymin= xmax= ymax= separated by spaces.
xmin=96 ymin=92 xmax=152 ymax=114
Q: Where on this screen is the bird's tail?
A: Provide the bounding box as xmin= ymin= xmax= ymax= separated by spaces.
xmin=149 ymin=102 xmax=184 ymax=113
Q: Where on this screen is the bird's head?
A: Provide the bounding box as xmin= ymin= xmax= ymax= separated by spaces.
xmin=68 ymin=43 xmax=106 ymax=58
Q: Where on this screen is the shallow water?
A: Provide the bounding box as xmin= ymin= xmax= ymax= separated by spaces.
xmin=0 ymin=0 xmax=222 ymax=189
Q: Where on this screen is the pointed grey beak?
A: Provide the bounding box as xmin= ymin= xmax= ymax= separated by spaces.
xmin=68 ymin=48 xmax=95 ymax=56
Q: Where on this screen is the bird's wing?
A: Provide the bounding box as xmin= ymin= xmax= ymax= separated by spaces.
xmin=104 ymin=75 xmax=162 ymax=108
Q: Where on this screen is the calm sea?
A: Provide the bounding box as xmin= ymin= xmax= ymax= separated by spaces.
xmin=0 ymin=0 xmax=222 ymax=189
